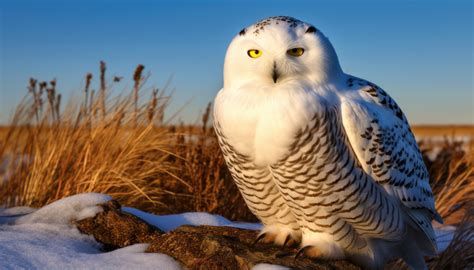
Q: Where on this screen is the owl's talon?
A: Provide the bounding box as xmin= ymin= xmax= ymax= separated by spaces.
xmin=294 ymin=245 xmax=311 ymax=261
xmin=252 ymin=232 xmax=267 ymax=246
xmin=282 ymin=234 xmax=292 ymax=249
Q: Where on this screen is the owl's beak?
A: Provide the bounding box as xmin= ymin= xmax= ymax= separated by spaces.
xmin=272 ymin=62 xmax=280 ymax=83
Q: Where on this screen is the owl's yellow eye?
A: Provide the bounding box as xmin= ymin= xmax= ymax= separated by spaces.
xmin=287 ymin=48 xmax=304 ymax=57
xmin=247 ymin=49 xmax=262 ymax=58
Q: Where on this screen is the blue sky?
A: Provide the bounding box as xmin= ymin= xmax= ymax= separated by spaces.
xmin=0 ymin=0 xmax=472 ymax=124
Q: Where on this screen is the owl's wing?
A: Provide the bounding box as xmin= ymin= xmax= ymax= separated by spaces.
xmin=340 ymin=77 xmax=442 ymax=252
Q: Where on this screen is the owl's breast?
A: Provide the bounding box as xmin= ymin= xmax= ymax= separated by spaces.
xmin=214 ymin=84 xmax=332 ymax=167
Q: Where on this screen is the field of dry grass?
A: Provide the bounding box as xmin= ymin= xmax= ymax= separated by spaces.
xmin=0 ymin=62 xmax=254 ymax=221
xmin=0 ymin=62 xmax=472 ymax=268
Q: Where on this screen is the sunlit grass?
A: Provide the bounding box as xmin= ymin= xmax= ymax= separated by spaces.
xmin=0 ymin=62 xmax=252 ymax=220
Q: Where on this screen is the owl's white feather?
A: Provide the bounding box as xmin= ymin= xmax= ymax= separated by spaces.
xmin=214 ymin=16 xmax=441 ymax=270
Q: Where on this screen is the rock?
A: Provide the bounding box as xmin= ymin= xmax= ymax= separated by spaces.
xmin=147 ymin=225 xmax=360 ymax=270
xmin=75 ymin=200 xmax=163 ymax=251
xmin=76 ymin=201 xmax=360 ymax=270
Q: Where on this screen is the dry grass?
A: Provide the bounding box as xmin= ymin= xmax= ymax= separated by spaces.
xmin=0 ymin=62 xmax=254 ymax=221
xmin=0 ymin=62 xmax=472 ymax=268
xmin=422 ymin=141 xmax=474 ymax=225
xmin=427 ymin=213 xmax=474 ymax=270
xmin=1 ymin=63 xmax=171 ymax=208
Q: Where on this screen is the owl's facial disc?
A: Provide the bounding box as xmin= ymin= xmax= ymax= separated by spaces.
xmin=223 ymin=16 xmax=343 ymax=89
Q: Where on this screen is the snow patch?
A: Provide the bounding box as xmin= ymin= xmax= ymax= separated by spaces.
xmin=0 ymin=224 xmax=181 ymax=269
xmin=0 ymin=206 xmax=36 ymax=225
xmin=15 ymin=193 xmax=111 ymax=225
xmin=0 ymin=206 xmax=36 ymax=216
xmin=123 ymin=207 xmax=261 ymax=232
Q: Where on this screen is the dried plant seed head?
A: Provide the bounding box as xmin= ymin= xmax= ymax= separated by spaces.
xmin=100 ymin=62 xmax=106 ymax=89
xmin=29 ymin=78 xmax=37 ymax=89
xmin=86 ymin=73 xmax=93 ymax=85
xmin=133 ymin=64 xmax=145 ymax=82
xmin=39 ymin=81 xmax=47 ymax=90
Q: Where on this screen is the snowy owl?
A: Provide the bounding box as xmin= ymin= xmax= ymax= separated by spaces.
xmin=213 ymin=16 xmax=442 ymax=269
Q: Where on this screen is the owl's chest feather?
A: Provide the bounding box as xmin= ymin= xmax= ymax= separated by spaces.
xmin=215 ymin=87 xmax=331 ymax=166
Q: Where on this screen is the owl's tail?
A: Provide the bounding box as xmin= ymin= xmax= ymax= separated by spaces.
xmin=399 ymin=223 xmax=430 ymax=270
xmin=350 ymin=218 xmax=431 ymax=270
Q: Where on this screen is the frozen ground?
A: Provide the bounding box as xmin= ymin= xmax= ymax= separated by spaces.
xmin=0 ymin=193 xmax=457 ymax=269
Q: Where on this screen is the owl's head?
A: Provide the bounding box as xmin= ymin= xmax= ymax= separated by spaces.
xmin=223 ymin=16 xmax=343 ymax=89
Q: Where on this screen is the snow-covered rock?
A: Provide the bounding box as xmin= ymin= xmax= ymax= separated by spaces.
xmin=0 ymin=193 xmax=182 ymax=270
